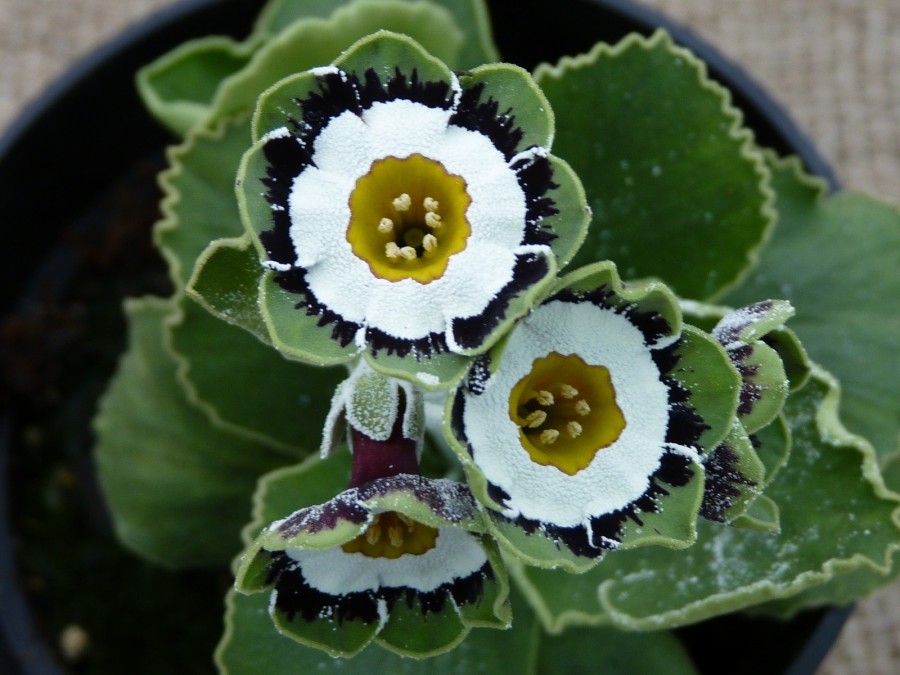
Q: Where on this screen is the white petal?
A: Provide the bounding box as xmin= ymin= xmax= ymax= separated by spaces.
xmin=363 ymin=99 xmax=453 ymax=158
xmin=288 ymin=167 xmax=354 ymax=267
xmin=309 ymin=110 xmax=375 ymax=177
xmin=361 ymin=241 xmax=517 ymax=341
xmin=288 ymin=526 xmax=487 ymax=595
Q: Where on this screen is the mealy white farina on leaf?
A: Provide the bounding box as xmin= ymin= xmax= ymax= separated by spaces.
xmin=237 ymin=32 xmax=589 ymax=387
xmin=447 ymin=261 xmax=749 ymax=570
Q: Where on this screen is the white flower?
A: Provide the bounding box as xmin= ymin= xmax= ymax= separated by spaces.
xmin=239 ymin=35 xmax=587 ymax=383
xmin=448 ymin=264 xmax=724 ymax=564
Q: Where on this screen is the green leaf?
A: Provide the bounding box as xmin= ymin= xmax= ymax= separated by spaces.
xmin=730 ymin=494 xmax=780 ymax=534
xmin=138 ymin=0 xmax=492 ymax=136
xmin=536 ymin=624 xmax=698 ymax=675
xmin=137 ymin=36 xmax=258 ymax=136
xmin=725 ymin=154 xmax=900 ymax=459
xmin=253 ymin=0 xmax=357 ymax=33
xmin=363 ymin=348 xmax=472 ymax=391
xmin=544 ymin=155 xmax=591 ymax=269
xmin=514 ymin=366 xmax=900 ymax=631
xmin=458 ymin=63 xmax=555 ymax=153
xmin=884 ymin=452 xmax=900 ymax=495
xmin=255 ymin=0 xmax=498 ymax=68
xmin=247 ymin=454 xmax=354 ymax=535
xmin=669 ymin=326 xmax=740 ymax=453
xmin=535 ymin=31 xmax=773 ymax=300
xmin=259 ymin=271 xmax=361 ymax=365
xmin=334 ymin=29 xmax=456 ymax=90
xmin=156 ymin=116 xmax=252 ymax=290
xmin=225 ymin=1 xmax=466 ymax=134
xmin=93 ymin=297 xmax=288 ymax=567
xmin=167 ymin=298 xmax=345 ymax=453
xmin=217 ymin=584 xmax=538 ymax=674
xmin=187 ymin=234 xmax=270 ymax=342
xmin=218 ymin=569 xmax=697 ymax=674
xmin=751 ymin=413 xmax=792 ymax=487
xmin=700 ymin=422 xmax=766 ymax=525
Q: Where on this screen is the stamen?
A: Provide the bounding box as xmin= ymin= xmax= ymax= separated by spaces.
xmin=399 ymin=246 xmax=418 ymax=261
xmin=423 ymin=197 xmax=439 ymax=212
xmin=525 ymin=410 xmax=547 ymax=428
xmin=575 ymin=400 xmax=591 ymax=416
xmin=567 ymin=421 xmax=583 ymax=438
xmin=392 ymin=193 xmax=411 ymax=211
xmin=388 ymin=525 xmax=404 ymax=547
xmin=422 ymin=233 xmax=438 ymax=252
xmin=365 ymin=526 xmax=381 ymax=545
xmin=539 ymin=429 xmax=560 ymax=445
xmin=385 ymin=242 xmax=401 ymax=259
xmin=536 ymin=390 xmax=555 ymax=406
xmin=397 ymin=514 xmax=415 ymax=530
xmin=425 ymin=212 xmax=443 ymax=229
xmin=560 ymin=384 xmax=579 ymax=399
xmin=377 ymin=217 xmax=394 ymax=234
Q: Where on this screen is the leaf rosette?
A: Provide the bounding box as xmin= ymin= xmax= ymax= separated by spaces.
xmin=237 ymin=32 xmax=589 ymax=388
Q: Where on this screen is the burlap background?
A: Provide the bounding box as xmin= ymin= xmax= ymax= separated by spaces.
xmin=0 ymin=0 xmax=897 ymax=672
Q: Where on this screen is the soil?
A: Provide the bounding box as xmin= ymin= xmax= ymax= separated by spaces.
xmin=0 ymin=153 xmax=226 ymax=674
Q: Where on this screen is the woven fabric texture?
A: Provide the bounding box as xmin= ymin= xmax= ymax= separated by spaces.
xmin=0 ymin=0 xmax=897 ymax=673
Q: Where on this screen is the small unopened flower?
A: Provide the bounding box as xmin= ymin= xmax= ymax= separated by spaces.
xmin=449 ymin=262 xmax=745 ymax=568
xmin=239 ymin=32 xmax=588 ymax=385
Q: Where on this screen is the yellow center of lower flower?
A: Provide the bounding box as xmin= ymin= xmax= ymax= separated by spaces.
xmin=347 ymin=154 xmax=472 ymax=283
xmin=509 ymin=352 xmax=627 ymax=475
xmin=341 ymin=512 xmax=439 ymax=559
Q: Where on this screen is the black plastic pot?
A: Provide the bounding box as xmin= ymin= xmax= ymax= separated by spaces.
xmin=0 ymin=1 xmax=848 ymax=673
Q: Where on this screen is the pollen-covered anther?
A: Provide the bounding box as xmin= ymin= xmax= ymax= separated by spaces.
xmin=422 ymin=233 xmax=438 ymax=252
xmin=567 ymin=421 xmax=583 ymax=438
xmin=525 ymin=410 xmax=547 ymax=428
xmin=536 ymin=390 xmax=555 ymax=406
xmin=399 ymin=246 xmax=418 ymax=261
xmin=378 ymin=217 xmax=394 ymax=234
xmin=423 ymin=196 xmax=439 ymax=212
xmin=540 ymin=428 xmax=560 ymax=445
xmin=575 ymin=400 xmax=591 ymax=416
xmin=365 ymin=525 xmax=381 ymax=545
xmin=392 ymin=193 xmax=412 ymax=212
xmin=388 ymin=524 xmax=405 ymax=548
xmin=425 ymin=212 xmax=443 ymax=229
xmin=560 ymin=384 xmax=579 ymax=399
xmin=385 ymin=242 xmax=401 ymax=259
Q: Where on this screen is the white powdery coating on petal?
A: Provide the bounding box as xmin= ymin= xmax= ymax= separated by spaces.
xmin=288 ymin=168 xmax=354 ymax=267
xmin=463 ymin=301 xmax=671 ymax=527
xmin=289 ymin=526 xmax=487 ymax=596
xmin=285 ymin=100 xmax=530 ymax=342
xmin=308 ymin=111 xmax=375 ymax=178
xmin=363 ymin=241 xmax=518 ymax=339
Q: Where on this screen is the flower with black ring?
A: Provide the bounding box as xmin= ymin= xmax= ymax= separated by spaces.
xmin=235 ymin=474 xmax=509 ymax=658
xmin=447 ymin=261 xmax=746 ymax=570
xmin=238 ymin=32 xmax=589 ymax=387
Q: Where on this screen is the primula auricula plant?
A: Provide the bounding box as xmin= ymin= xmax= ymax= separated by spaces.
xmin=94 ymin=0 xmax=900 ymax=671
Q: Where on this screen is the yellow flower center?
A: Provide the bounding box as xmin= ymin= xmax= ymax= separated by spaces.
xmin=509 ymin=352 xmax=627 ymax=475
xmin=341 ymin=512 xmax=439 ymax=559
xmin=347 ymin=154 xmax=472 ymax=283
